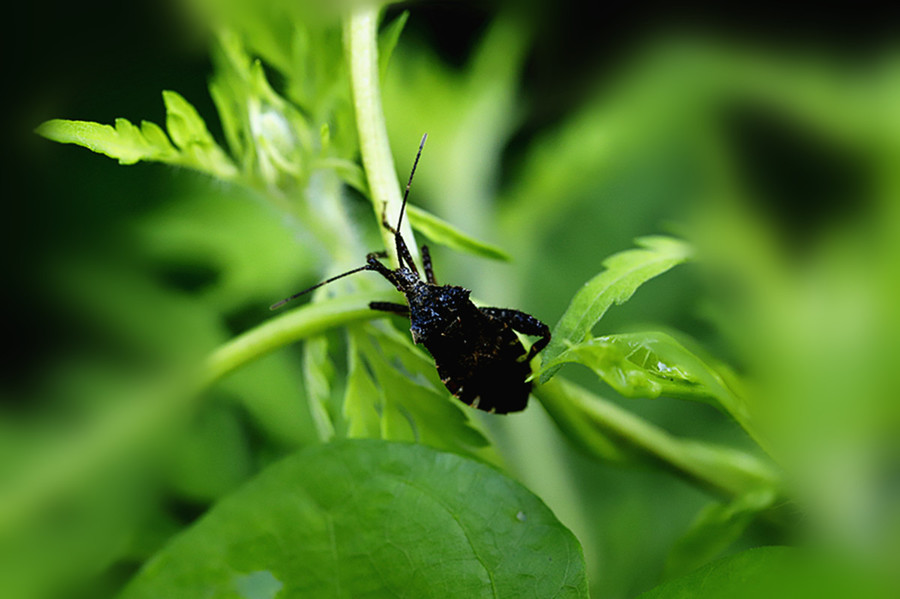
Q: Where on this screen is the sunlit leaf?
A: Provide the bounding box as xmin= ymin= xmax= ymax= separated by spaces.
xmin=37 ymin=118 xmax=178 ymax=165
xmin=162 ymin=90 xmax=239 ymax=180
xmin=407 ymin=204 xmax=511 ymax=261
xmin=120 ymin=440 xmax=589 ymax=599
xmin=38 ymin=92 xmax=238 ymax=182
xmin=540 ymin=236 xmax=693 ymax=382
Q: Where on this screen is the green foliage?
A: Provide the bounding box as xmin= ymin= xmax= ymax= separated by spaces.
xmin=537 ymin=331 xmax=751 ymax=430
xmin=347 ymin=324 xmax=490 ymax=457
xmin=664 ymin=490 xmax=777 ymax=578
xmin=37 ymin=92 xmax=239 ymax=180
xmin=120 ymin=440 xmax=589 ymax=599
xmin=406 ymin=204 xmax=511 ymax=261
xmin=541 ymin=236 xmax=693 ymax=382
xmin=640 ymin=546 xmax=890 ymax=599
xmin=37 ymin=118 xmax=179 ymax=166
xmin=18 ymin=1 xmax=900 ymax=598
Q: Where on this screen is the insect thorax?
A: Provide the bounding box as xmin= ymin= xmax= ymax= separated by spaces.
xmin=406 ymin=284 xmax=474 ymax=344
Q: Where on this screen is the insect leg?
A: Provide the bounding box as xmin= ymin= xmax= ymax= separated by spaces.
xmin=479 ymin=307 xmax=552 ymax=361
xmin=366 ymin=252 xmax=401 ymax=288
xmin=421 ymin=244 xmax=436 ymax=284
xmin=369 ymin=301 xmax=410 ymax=316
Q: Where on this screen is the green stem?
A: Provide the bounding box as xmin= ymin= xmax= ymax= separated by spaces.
xmin=533 ymin=377 xmax=782 ymax=500
xmin=204 ymin=293 xmax=390 ymax=383
xmin=344 ymin=3 xmax=418 ymax=267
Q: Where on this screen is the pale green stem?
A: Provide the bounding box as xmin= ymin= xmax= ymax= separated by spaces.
xmin=344 ymin=3 xmax=419 ymax=267
xmin=533 ymin=377 xmax=782 ymax=500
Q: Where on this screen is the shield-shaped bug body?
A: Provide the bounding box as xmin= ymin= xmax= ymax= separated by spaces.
xmin=272 ymin=135 xmax=550 ymax=414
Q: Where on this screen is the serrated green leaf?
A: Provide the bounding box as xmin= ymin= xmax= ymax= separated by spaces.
xmin=540 ymin=236 xmax=693 ymax=382
xmin=209 ymin=78 xmax=245 ymax=161
xmin=664 ymin=489 xmax=776 ymax=578
xmin=162 ymin=90 xmax=238 ymax=180
xmin=162 ymin=90 xmax=215 ymax=150
xmin=378 ymin=10 xmax=409 ymax=80
xmin=537 ymin=331 xmax=730 ymax=404
xmin=406 ymin=204 xmax=511 ymax=261
xmin=120 ymin=440 xmax=588 ymax=599
xmin=351 ymin=325 xmax=490 ymax=456
xmin=302 ymin=335 xmax=335 ymax=442
xmin=37 ymin=118 xmax=178 ymax=165
xmin=38 ymin=92 xmax=239 ymax=183
xmin=342 ymin=333 xmax=382 ymax=439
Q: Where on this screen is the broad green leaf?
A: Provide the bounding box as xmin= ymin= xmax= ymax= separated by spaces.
xmin=540 ymin=236 xmax=693 ymax=382
xmin=162 ymin=90 xmax=239 ymax=180
xmin=378 ymin=10 xmax=409 ymax=80
xmin=407 ymin=204 xmax=512 ymax=261
xmin=37 ymin=118 xmax=178 ymax=165
xmin=640 ymin=546 xmax=889 ymax=599
xmin=664 ymin=489 xmax=777 ymax=578
xmin=120 ymin=440 xmax=589 ymax=599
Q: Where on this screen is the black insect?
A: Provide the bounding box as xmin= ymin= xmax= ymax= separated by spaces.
xmin=271 ymin=134 xmax=550 ymax=414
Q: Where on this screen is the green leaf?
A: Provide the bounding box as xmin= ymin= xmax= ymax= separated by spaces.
xmin=664 ymin=489 xmax=777 ymax=578
xmin=640 ymin=546 xmax=889 ymax=599
xmin=302 ymin=335 xmax=336 ymax=442
xmin=119 ymin=440 xmax=589 ymax=599
xmin=342 ymin=333 xmax=382 ymax=438
xmin=162 ymin=90 xmax=239 ymax=180
xmin=537 ymin=332 xmax=730 ymax=403
xmin=37 ymin=118 xmax=178 ymax=165
xmin=352 ymin=325 xmax=490 ymax=456
xmin=406 ymin=204 xmax=511 ymax=261
xmin=540 ymin=236 xmax=693 ymax=382
xmin=378 ymin=10 xmax=409 ymax=80
xmin=37 ymin=92 xmax=238 ymax=182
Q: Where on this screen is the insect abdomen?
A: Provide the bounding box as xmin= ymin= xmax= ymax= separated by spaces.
xmin=424 ymin=313 xmax=532 ymax=414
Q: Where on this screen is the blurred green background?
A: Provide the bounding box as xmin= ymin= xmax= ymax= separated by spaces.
xmin=4 ymin=1 xmax=900 ymax=598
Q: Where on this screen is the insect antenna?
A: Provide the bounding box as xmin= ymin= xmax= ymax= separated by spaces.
xmin=396 ymin=133 xmax=428 ymax=237
xmin=269 ymin=265 xmax=370 ymax=310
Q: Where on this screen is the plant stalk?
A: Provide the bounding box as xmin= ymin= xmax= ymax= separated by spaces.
xmin=533 ymin=376 xmax=782 ymax=501
xmin=344 ymin=3 xmax=419 ymax=267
